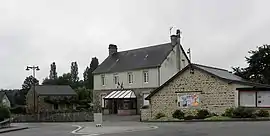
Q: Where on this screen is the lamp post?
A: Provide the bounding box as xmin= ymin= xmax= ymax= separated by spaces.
xmin=26 ymin=65 xmax=40 ymax=114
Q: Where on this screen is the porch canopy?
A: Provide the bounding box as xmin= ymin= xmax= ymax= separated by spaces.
xmin=104 ymin=90 xmax=136 ymax=99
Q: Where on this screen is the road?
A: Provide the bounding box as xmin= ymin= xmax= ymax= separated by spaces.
xmin=2 ymin=121 xmax=270 ymax=136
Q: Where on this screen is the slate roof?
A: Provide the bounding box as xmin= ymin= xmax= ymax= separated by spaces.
xmin=31 ymin=85 xmax=77 ymax=96
xmin=146 ymin=63 xmax=270 ymax=100
xmin=93 ymin=43 xmax=190 ymax=74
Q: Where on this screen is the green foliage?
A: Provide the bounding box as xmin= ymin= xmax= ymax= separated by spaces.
xmin=223 ymin=107 xmax=234 ymax=117
xmin=255 ymin=109 xmax=270 ymax=117
xmin=233 ymin=44 xmax=270 ymax=84
xmin=22 ymin=76 xmax=39 ymax=91
xmin=84 ymin=57 xmax=99 ymax=89
xmin=231 ymin=107 xmax=255 ymax=118
xmin=204 ymin=116 xmax=231 ymax=121
xmin=196 ymin=109 xmax=210 ymax=119
xmin=184 ymin=115 xmax=195 ymax=120
xmin=10 ymin=106 xmax=26 ymax=114
xmin=71 ymin=62 xmax=79 ymax=83
xmin=0 ymin=105 xmax=11 ymax=121
xmin=76 ymin=87 xmax=92 ymax=102
xmin=155 ymin=113 xmax=166 ymax=119
xmin=49 ymin=62 xmax=58 ymax=80
xmin=172 ymin=109 xmax=185 ymax=119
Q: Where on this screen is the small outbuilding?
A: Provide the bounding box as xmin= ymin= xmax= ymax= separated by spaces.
xmin=143 ymin=63 xmax=270 ymax=120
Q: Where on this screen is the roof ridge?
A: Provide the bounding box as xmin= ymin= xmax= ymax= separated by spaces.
xmin=192 ymin=63 xmax=230 ymax=72
xmin=116 ymin=42 xmax=171 ymax=53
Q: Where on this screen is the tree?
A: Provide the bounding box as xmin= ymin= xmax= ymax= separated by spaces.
xmin=70 ymin=62 xmax=79 ymax=83
xmin=22 ymin=76 xmax=39 ymax=91
xmin=49 ymin=62 xmax=57 ymax=80
xmin=84 ymin=57 xmax=99 ymax=89
xmin=232 ymin=44 xmax=270 ymax=84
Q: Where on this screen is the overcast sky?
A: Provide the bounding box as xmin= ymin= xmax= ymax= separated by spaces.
xmin=1 ymin=0 xmax=270 ymax=89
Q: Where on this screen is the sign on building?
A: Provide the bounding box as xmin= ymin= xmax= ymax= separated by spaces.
xmin=177 ymin=93 xmax=200 ymax=108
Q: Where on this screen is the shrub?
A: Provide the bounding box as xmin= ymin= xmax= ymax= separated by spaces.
xmin=223 ymin=107 xmax=234 ymax=117
xmin=232 ymin=107 xmax=255 ymax=118
xmin=184 ymin=115 xmax=195 ymax=120
xmin=255 ymin=109 xmax=270 ymax=117
xmin=196 ymin=109 xmax=210 ymax=119
xmin=0 ymin=106 xmax=11 ymax=121
xmin=10 ymin=106 xmax=26 ymax=114
xmin=172 ymin=110 xmax=185 ymax=119
xmin=155 ymin=113 xmax=166 ymax=119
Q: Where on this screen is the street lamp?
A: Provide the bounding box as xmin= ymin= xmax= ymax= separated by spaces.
xmin=26 ymin=65 xmax=40 ymax=114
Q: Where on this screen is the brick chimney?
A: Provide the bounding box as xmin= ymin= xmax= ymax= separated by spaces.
xmin=108 ymin=44 xmax=117 ymax=56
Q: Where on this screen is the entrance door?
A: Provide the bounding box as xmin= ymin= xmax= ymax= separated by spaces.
xmin=113 ymin=100 xmax=118 ymax=114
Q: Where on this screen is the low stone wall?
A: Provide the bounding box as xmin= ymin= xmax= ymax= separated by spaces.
xmin=0 ymin=119 xmax=11 ymax=128
xmin=12 ymin=112 xmax=93 ymax=122
xmin=140 ymin=109 xmax=151 ymax=121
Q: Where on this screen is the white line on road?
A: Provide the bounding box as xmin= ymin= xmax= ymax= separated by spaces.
xmin=71 ymin=125 xmax=90 ymax=135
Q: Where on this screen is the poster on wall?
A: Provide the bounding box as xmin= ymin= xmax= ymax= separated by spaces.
xmin=177 ymin=94 xmax=199 ymax=108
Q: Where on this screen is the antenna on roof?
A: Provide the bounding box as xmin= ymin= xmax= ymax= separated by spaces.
xmin=187 ymin=48 xmax=192 ymax=63
xmin=169 ymin=26 xmax=174 ymax=35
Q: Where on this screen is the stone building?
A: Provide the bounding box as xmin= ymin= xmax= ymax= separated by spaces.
xmin=143 ymin=63 xmax=270 ymax=120
xmin=93 ymin=29 xmax=190 ymax=115
xmin=26 ymin=85 xmax=77 ymax=113
xmin=0 ymin=92 xmax=11 ymax=108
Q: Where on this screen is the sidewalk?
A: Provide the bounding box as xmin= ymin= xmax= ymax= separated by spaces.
xmin=0 ymin=126 xmax=29 ymax=134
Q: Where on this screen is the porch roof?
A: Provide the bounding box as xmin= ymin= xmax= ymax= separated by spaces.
xmin=104 ymin=90 xmax=136 ymax=99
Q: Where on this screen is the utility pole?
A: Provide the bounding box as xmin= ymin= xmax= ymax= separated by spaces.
xmin=26 ymin=65 xmax=40 ymax=115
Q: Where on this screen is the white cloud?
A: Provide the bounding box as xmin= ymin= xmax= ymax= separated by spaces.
xmin=1 ymin=0 xmax=270 ymax=88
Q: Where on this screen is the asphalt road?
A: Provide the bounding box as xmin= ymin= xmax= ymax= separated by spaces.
xmin=1 ymin=123 xmax=77 ymax=136
xmin=103 ymin=122 xmax=270 ymax=136
xmin=3 ymin=121 xmax=270 ymax=136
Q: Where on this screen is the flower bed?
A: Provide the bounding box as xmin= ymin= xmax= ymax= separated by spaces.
xmin=143 ymin=108 xmax=270 ymax=122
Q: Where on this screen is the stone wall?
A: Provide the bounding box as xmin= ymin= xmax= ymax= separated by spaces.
xmin=140 ymin=108 xmax=151 ymax=121
xmin=149 ymin=68 xmax=237 ymax=119
xmin=12 ymin=112 xmax=93 ymax=122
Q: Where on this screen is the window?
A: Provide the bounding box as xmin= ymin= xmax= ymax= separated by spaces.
xmin=128 ymin=72 xmax=133 ymax=84
xmin=239 ymin=91 xmax=256 ymax=107
xmin=257 ymin=91 xmax=270 ymax=107
xmin=113 ymin=74 xmax=119 ymax=85
xmin=143 ymin=93 xmax=150 ymax=105
xmin=101 ymin=75 xmax=105 ymax=86
xmin=143 ymin=71 xmax=149 ymax=83
xmin=239 ymin=91 xmax=270 ymax=108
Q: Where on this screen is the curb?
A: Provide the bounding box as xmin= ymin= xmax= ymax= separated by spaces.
xmin=142 ymin=119 xmax=270 ymax=123
xmin=0 ymin=127 xmax=29 ymax=134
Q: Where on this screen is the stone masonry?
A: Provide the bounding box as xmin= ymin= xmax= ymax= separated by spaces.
xmin=148 ymin=68 xmax=240 ymax=119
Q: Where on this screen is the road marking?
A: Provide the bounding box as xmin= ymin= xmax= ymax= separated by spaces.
xmin=71 ymin=125 xmax=89 ymax=135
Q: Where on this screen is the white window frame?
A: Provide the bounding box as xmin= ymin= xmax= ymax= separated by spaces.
xmin=128 ymin=72 xmax=133 ymax=84
xmin=101 ymin=74 xmax=105 ymax=86
xmin=239 ymin=90 xmax=270 ymax=108
xmin=143 ymin=71 xmax=149 ymax=83
xmin=113 ymin=74 xmax=119 ymax=85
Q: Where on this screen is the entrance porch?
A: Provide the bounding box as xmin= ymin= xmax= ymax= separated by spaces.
xmin=103 ymin=90 xmax=137 ymax=115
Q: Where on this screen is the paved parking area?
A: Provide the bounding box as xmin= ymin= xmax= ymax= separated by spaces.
xmin=101 ymin=121 xmax=270 ymax=136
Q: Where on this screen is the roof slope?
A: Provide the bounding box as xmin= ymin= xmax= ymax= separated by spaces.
xmin=93 ymin=43 xmax=188 ymax=74
xmin=31 ymin=85 xmax=77 ymax=96
xmin=146 ymin=63 xmax=270 ymax=100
